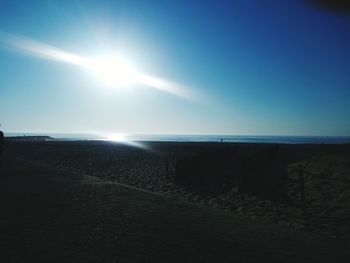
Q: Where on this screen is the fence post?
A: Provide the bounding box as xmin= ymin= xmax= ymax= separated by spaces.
xmin=298 ymin=165 xmax=306 ymax=214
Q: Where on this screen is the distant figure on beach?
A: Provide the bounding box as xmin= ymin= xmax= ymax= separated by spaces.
xmin=0 ymin=125 xmax=4 ymax=167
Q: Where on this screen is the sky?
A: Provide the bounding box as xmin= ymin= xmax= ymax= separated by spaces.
xmin=0 ymin=0 xmax=349 ymax=136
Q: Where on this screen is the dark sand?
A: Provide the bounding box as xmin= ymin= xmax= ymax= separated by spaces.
xmin=1 ymin=141 xmax=350 ymax=262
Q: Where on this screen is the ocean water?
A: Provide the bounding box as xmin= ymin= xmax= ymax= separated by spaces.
xmin=5 ymin=132 xmax=350 ymax=144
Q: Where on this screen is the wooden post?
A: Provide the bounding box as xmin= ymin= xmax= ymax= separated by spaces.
xmin=165 ymin=157 xmax=169 ymax=177
xmin=298 ymin=165 xmax=306 ymax=214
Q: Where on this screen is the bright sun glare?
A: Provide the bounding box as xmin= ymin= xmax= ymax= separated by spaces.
xmin=87 ymin=55 xmax=139 ymax=86
xmin=2 ymin=34 xmax=193 ymax=99
xmin=104 ymin=133 xmax=148 ymax=149
xmin=106 ymin=133 xmax=127 ymax=142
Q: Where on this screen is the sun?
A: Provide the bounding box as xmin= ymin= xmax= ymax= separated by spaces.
xmin=87 ymin=55 xmax=139 ymax=86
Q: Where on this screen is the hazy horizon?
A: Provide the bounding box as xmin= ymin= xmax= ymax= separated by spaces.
xmin=4 ymin=131 xmax=350 ymax=138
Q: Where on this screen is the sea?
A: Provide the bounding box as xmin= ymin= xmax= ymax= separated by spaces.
xmin=4 ymin=132 xmax=350 ymax=144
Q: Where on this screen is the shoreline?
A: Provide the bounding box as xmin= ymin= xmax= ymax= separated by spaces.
xmin=4 ymin=133 xmax=350 ymax=144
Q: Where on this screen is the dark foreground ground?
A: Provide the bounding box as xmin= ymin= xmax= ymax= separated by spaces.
xmin=0 ymin=148 xmax=349 ymax=262
xmin=4 ymin=141 xmax=350 ymax=240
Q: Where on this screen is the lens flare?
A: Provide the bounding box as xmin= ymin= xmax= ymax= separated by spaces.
xmin=0 ymin=33 xmax=194 ymax=100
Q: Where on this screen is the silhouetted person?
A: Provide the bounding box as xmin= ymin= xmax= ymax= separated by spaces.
xmin=0 ymin=128 xmax=4 ymax=168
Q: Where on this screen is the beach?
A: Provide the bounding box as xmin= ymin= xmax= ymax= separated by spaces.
xmin=1 ymin=142 xmax=350 ymax=262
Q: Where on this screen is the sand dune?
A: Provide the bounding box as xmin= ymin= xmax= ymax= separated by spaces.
xmin=1 ymin=154 xmax=348 ymax=262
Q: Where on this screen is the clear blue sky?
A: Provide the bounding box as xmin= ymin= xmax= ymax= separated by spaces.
xmin=0 ymin=0 xmax=349 ymax=136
